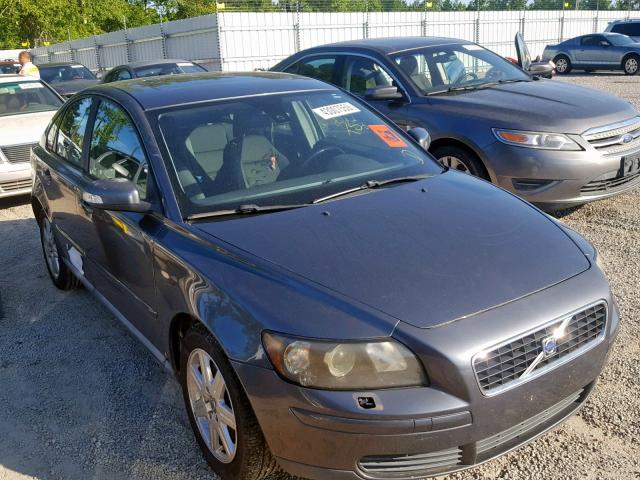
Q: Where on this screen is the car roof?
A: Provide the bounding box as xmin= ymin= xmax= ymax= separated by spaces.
xmin=299 ymin=36 xmax=468 ymax=55
xmin=37 ymin=62 xmax=88 ymax=67
xmin=0 ymin=75 xmax=41 ymax=84
xmin=87 ymin=71 xmax=335 ymax=111
xmin=114 ymin=59 xmax=197 ymax=69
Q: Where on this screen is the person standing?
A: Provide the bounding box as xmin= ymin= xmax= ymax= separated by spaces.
xmin=18 ymin=51 xmax=40 ymax=78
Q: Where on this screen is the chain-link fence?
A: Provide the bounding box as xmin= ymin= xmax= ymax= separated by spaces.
xmin=31 ymin=5 xmax=639 ymax=73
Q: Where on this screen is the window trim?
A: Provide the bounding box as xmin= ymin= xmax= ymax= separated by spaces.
xmin=50 ymin=95 xmax=96 ymax=170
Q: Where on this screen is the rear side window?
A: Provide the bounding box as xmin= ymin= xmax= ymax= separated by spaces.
xmin=285 ymin=56 xmax=338 ymax=84
xmin=55 ymin=97 xmax=92 ymax=166
xmin=114 ymin=69 xmax=132 ymax=81
xmin=612 ymin=23 xmax=640 ymax=37
xmin=89 ymin=100 xmax=149 ymax=199
xmin=342 ymin=56 xmax=393 ymax=95
xmin=581 ymin=36 xmax=601 ymax=46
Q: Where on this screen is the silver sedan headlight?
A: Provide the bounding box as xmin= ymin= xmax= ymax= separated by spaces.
xmin=263 ymin=332 xmax=427 ymax=390
xmin=493 ymin=128 xmax=582 ymax=151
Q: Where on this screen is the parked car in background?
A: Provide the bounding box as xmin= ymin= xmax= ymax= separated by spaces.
xmin=38 ymin=62 xmax=99 ymax=98
xmin=101 ymin=59 xmax=207 ymax=83
xmin=32 ymin=72 xmax=619 ymax=480
xmin=605 ymin=19 xmax=640 ymax=42
xmin=543 ymin=33 xmax=640 ymax=75
xmin=0 ymin=60 xmax=20 ymax=74
xmin=0 ymin=75 xmax=63 ymax=198
xmin=272 ymin=37 xmax=640 ymax=209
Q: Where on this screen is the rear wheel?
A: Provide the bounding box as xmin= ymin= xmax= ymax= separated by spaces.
xmin=180 ymin=325 xmax=277 ymax=480
xmin=554 ymin=55 xmax=571 ymax=74
xmin=623 ymin=54 xmax=639 ymax=75
xmin=432 ymin=144 xmax=488 ymax=179
xmin=39 ymin=216 xmax=80 ymax=290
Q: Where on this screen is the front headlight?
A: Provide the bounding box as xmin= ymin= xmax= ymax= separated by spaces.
xmin=493 ymin=128 xmax=582 ymax=151
xmin=262 ymin=332 xmax=428 ymax=390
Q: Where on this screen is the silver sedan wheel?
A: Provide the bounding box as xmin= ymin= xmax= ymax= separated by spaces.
xmin=439 ymin=155 xmax=471 ymax=174
xmin=555 ymin=58 xmax=568 ymax=73
xmin=625 ymin=57 xmax=638 ymax=74
xmin=187 ymin=348 xmax=237 ymax=464
xmin=42 ymin=218 xmax=60 ymax=278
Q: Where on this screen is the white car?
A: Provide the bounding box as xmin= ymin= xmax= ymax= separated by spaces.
xmin=0 ymin=75 xmax=63 ymax=198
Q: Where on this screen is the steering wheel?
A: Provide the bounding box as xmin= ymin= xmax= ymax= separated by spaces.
xmin=299 ymin=145 xmax=345 ymax=173
xmin=485 ymin=67 xmax=505 ymax=82
xmin=452 ymin=72 xmax=478 ymax=85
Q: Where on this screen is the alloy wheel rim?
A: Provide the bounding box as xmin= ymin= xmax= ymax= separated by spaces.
xmin=42 ymin=218 xmax=60 ymax=278
xmin=440 ymin=155 xmax=471 ymax=174
xmin=187 ymin=348 xmax=237 ymax=464
xmin=556 ymin=59 xmax=567 ymax=72
xmin=626 ymin=58 xmax=638 ymax=74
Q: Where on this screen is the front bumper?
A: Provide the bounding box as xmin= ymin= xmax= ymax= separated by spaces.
xmin=483 ymin=138 xmax=640 ymax=209
xmin=0 ymin=162 xmax=32 ymax=198
xmin=234 ymin=269 xmax=619 ymax=480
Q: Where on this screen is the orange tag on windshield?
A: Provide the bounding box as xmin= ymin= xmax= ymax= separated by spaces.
xmin=368 ymin=125 xmax=407 ymax=148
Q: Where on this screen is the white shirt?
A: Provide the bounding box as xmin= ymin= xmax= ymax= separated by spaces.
xmin=19 ymin=62 xmax=40 ymax=79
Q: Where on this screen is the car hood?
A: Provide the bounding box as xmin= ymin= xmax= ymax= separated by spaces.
xmin=427 ymin=80 xmax=637 ymax=133
xmin=50 ymin=79 xmax=99 ymax=96
xmin=0 ymin=111 xmax=56 ymax=146
xmin=194 ymin=172 xmax=590 ymax=329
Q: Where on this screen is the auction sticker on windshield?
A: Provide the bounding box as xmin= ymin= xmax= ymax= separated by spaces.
xmin=369 ymin=124 xmax=407 ymax=148
xmin=18 ymin=83 xmax=43 ymax=89
xmin=312 ymin=102 xmax=360 ymax=120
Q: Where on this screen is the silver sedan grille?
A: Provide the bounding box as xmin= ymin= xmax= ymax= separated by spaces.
xmin=582 ymin=117 xmax=640 ymax=156
xmin=1 ymin=143 xmax=37 ymax=164
xmin=473 ymin=302 xmax=607 ymax=395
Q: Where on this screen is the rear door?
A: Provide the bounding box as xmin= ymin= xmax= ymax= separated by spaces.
xmin=36 ymin=97 xmax=93 ymax=247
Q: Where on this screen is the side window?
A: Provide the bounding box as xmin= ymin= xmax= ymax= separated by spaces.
xmin=612 ymin=24 xmax=640 ymax=36
xmin=342 ymin=56 xmax=393 ymax=95
xmin=115 ymin=69 xmax=132 ymax=81
xmin=89 ymin=100 xmax=149 ymax=199
xmin=581 ymin=36 xmax=600 ymax=46
xmin=45 ymin=121 xmax=58 ymax=151
xmin=285 ymin=57 xmax=337 ymax=84
xmin=55 ymin=97 xmax=92 ymax=166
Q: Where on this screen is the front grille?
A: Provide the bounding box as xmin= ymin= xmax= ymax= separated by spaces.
xmin=0 ymin=178 xmax=32 ymax=192
xmin=476 ymin=389 xmax=583 ymax=455
xmin=0 ymin=143 xmax=36 ymax=164
xmin=581 ymin=169 xmax=640 ymax=194
xmin=358 ymin=447 xmax=462 ymax=479
xmin=473 ymin=302 xmax=607 ymax=394
xmin=582 ymin=117 xmax=640 ymax=156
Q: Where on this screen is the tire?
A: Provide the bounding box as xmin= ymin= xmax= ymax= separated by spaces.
xmin=554 ymin=55 xmax=571 ymax=74
xmin=180 ymin=325 xmax=277 ymax=480
xmin=39 ymin=216 xmax=80 ymax=290
xmin=432 ymin=144 xmax=488 ymax=180
xmin=623 ymin=54 xmax=639 ymax=75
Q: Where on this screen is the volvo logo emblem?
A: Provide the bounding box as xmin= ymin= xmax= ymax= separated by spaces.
xmin=541 ymin=336 xmax=557 ymax=357
xmin=621 ymin=133 xmax=633 ymax=144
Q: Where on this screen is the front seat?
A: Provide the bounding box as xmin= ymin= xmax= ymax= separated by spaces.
xmin=399 ymin=56 xmax=432 ymax=92
xmin=213 ymin=109 xmax=289 ymax=193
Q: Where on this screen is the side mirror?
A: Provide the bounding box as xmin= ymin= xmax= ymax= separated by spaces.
xmin=365 ymin=86 xmax=404 ymax=101
xmin=528 ymin=61 xmax=555 ymax=78
xmin=82 ymin=178 xmax=151 ymax=213
xmin=407 ymin=127 xmax=431 ymax=150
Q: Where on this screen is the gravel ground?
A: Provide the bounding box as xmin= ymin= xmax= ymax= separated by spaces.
xmin=1 ymin=73 xmax=639 ymax=480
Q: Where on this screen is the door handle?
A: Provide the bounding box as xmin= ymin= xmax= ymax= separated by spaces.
xmin=80 ymin=200 xmax=94 ymax=215
xmin=42 ymin=168 xmax=52 ymax=185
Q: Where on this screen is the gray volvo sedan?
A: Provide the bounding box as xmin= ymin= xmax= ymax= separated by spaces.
xmin=272 ymin=37 xmax=640 ymax=210
xmin=32 ymin=73 xmax=619 ymax=480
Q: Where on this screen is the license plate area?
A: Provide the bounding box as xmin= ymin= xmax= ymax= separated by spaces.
xmin=620 ymin=154 xmax=640 ymax=177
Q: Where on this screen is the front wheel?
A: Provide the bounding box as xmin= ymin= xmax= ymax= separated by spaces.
xmin=180 ymin=325 xmax=277 ymax=480
xmin=623 ymin=55 xmax=639 ymax=75
xmin=432 ymin=145 xmax=488 ymax=179
xmin=39 ymin=216 xmax=80 ymax=290
xmin=554 ymin=55 xmax=571 ymax=74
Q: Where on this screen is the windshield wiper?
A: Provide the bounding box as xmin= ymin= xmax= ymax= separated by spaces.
xmin=186 ymin=203 xmax=310 ymax=220
xmin=429 ymin=78 xmax=531 ymax=95
xmin=312 ymin=174 xmax=431 ymax=204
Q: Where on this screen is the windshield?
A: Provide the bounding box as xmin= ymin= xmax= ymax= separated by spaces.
xmin=156 ymin=90 xmax=441 ymax=217
xmin=392 ymin=44 xmax=530 ymax=95
xmin=606 ymin=34 xmax=636 ymax=46
xmin=134 ymin=62 xmax=206 ymax=78
xmin=0 ymin=81 xmax=62 ymax=117
xmin=39 ymin=65 xmax=96 ymax=83
xmin=0 ymin=64 xmax=19 ymax=74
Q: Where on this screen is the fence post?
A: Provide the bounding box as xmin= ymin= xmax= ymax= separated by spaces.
xmin=93 ymin=36 xmax=102 ymax=72
xmin=160 ymin=20 xmax=167 ymax=59
xmin=294 ymin=1 xmax=301 ymax=52
xmin=69 ymin=44 xmax=76 ymax=63
xmin=474 ymin=11 xmax=480 ymax=45
xmin=519 ymin=13 xmax=525 ymax=37
xmin=214 ymin=9 xmax=224 ymax=72
xmin=421 ymin=2 xmax=427 ymax=37
xmin=559 ymin=11 xmax=565 ymax=43
xmin=123 ymin=29 xmax=132 ymax=63
xmin=363 ymin=0 xmax=369 ymax=39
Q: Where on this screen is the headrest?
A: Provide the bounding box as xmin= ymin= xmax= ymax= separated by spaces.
xmin=399 ymin=56 xmax=419 ymax=76
xmin=233 ymin=109 xmax=272 ymax=138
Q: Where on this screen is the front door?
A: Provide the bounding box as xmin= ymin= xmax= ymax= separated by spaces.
xmin=75 ymin=98 xmax=160 ymax=339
